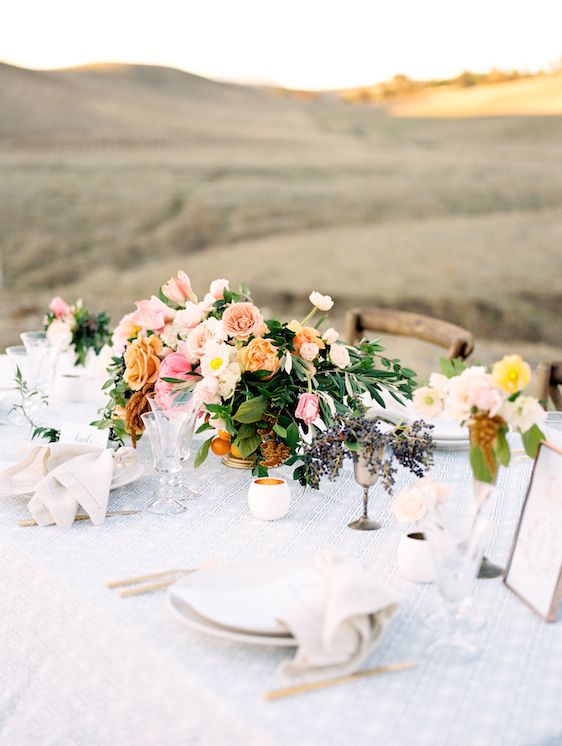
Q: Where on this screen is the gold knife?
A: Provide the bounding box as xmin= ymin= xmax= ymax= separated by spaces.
xmin=263 ymin=661 xmax=420 ymax=701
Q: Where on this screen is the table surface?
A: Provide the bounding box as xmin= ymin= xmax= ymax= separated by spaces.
xmin=1 ymin=379 xmax=561 ymax=746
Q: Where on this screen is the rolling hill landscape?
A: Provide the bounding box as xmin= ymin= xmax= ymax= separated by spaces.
xmin=1 ymin=61 xmax=561 ymax=377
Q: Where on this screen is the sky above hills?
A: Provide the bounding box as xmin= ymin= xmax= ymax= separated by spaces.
xmin=2 ymin=0 xmax=562 ymax=89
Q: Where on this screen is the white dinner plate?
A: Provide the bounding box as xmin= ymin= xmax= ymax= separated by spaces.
xmin=433 ymin=438 xmax=470 ymax=451
xmin=169 ymin=558 xmax=317 ymax=641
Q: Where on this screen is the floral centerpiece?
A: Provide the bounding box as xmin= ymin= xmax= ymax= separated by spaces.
xmin=45 ymin=296 xmax=111 ymax=367
xmin=413 ymin=355 xmax=546 ymax=484
xmin=94 ymin=270 xmax=417 ymax=481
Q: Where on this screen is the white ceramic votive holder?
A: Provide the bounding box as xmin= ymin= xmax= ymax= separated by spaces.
xmin=397 ymin=532 xmax=437 ymax=583
xmin=247 ymin=477 xmax=290 ymax=520
xmin=55 ymin=373 xmax=87 ymax=402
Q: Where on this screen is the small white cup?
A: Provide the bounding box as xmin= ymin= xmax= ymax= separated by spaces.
xmin=248 ymin=477 xmax=290 ymax=520
xmin=55 ymin=373 xmax=87 ymax=402
xmin=397 ymin=532 xmax=436 ymax=583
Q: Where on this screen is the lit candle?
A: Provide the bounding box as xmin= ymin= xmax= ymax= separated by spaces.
xmin=247 ymin=477 xmax=290 ymax=520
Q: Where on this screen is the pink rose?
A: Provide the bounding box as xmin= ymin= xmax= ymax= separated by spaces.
xmin=222 ymin=302 xmax=265 ymax=340
xmin=49 ymin=296 xmax=72 ymax=319
xmin=132 ymin=296 xmax=175 ymax=333
xmin=174 ymin=302 xmax=203 ymax=331
xmin=154 ymin=352 xmax=198 ymax=408
xmin=161 ymin=271 xmax=196 ymax=305
xmin=295 ymin=392 xmax=320 ymax=425
xmin=209 ymin=278 xmax=229 ymax=299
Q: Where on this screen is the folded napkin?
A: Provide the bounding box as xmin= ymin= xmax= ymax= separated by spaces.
xmin=278 ymin=552 xmax=399 ymax=680
xmin=0 ymin=443 xmax=138 ymax=527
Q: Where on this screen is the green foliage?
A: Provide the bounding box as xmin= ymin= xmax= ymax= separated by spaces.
xmin=439 ymin=357 xmax=468 ymax=379
xmin=522 ymin=424 xmax=545 ymax=459
xmin=45 ymin=301 xmax=112 ymax=367
xmin=194 ymin=437 xmax=214 ymax=468
xmin=470 ymin=443 xmax=495 ymax=484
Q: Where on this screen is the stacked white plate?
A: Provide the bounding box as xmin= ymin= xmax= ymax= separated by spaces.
xmin=169 ymin=560 xmax=322 ymax=647
xmin=367 ymin=394 xmax=469 ymax=450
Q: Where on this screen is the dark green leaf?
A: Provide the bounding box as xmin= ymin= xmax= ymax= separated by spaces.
xmin=233 ymin=395 xmax=267 ymax=423
xmin=522 ymin=424 xmax=544 ymax=459
xmin=194 ymin=437 xmax=214 ymax=468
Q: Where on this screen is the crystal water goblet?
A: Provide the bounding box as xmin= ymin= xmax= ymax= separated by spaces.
xmin=146 ymin=393 xmax=199 ymax=499
xmin=20 ymin=331 xmax=59 ymax=394
xmin=141 ymin=411 xmax=189 ymax=515
xmin=422 ymin=494 xmax=494 ymax=661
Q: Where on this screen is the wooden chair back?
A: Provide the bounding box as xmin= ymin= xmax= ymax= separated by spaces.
xmin=345 ymin=307 xmax=474 ymax=361
xmin=536 ymin=361 xmax=562 ymax=410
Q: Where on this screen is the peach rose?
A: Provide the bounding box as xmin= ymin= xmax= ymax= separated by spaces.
xmin=123 ymin=335 xmax=163 ymax=391
xmin=222 ymin=302 xmax=265 ymax=340
xmin=293 ymin=326 xmax=325 ymax=355
xmin=238 ymin=337 xmax=280 ymax=378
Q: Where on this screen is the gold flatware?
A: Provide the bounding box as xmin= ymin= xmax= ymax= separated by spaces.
xmin=263 ymin=661 xmax=420 ymax=701
xmin=107 ymin=560 xmax=216 ymax=597
xmin=18 ymin=509 xmax=141 ymax=527
xmin=118 ymin=578 xmax=179 ymax=597
xmin=106 ymin=567 xmax=193 ymax=589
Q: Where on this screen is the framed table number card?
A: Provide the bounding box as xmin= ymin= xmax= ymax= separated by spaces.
xmin=504 ymin=441 xmax=562 ymax=622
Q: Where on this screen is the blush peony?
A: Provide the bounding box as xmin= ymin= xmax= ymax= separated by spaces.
xmin=162 ymin=270 xmax=196 ymax=305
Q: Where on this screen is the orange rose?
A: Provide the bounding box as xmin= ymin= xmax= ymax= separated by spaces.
xmin=238 ymin=337 xmax=281 ymax=378
xmin=123 ymin=335 xmax=163 ymax=391
xmin=293 ymin=326 xmax=325 ymax=355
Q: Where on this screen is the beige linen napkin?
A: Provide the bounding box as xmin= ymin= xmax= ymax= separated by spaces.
xmin=0 ymin=443 xmax=138 ymax=527
xmin=278 ymin=552 xmax=399 ymax=680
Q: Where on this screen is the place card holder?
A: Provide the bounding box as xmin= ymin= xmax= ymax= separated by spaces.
xmin=58 ymin=422 xmax=109 ymax=449
xmin=504 ymin=441 xmax=562 ymax=622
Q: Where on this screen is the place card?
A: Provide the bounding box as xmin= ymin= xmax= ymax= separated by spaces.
xmin=504 ymin=441 xmax=562 ymax=622
xmin=58 ymin=422 xmax=109 ymax=449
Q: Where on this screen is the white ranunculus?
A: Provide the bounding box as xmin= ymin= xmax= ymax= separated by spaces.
xmin=300 ymin=342 xmax=320 ymax=361
xmin=329 ymin=344 xmax=350 ymax=368
xmin=500 ymin=396 xmax=546 ymax=433
xmin=323 ymin=327 xmax=339 ymax=345
xmin=309 ymin=291 xmax=334 ymax=312
xmin=412 ymin=385 xmax=444 ymax=418
xmin=47 ymin=319 xmax=73 ymax=351
xmin=218 ymin=362 xmax=242 ymax=399
xmin=391 ymin=477 xmax=451 ymax=522
xmin=428 ymin=372 xmax=449 ymax=394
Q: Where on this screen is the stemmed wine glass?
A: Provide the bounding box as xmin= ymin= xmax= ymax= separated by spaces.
xmin=141 ymin=410 xmax=190 ymax=515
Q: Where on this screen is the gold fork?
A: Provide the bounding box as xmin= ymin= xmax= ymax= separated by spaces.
xmin=107 ymin=561 xmax=215 ymax=597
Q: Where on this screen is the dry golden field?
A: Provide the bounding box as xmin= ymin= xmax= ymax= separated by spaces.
xmin=1 ymin=62 xmax=561 ymax=379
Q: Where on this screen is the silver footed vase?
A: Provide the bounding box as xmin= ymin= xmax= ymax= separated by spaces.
xmin=349 ymin=453 xmax=381 ymax=531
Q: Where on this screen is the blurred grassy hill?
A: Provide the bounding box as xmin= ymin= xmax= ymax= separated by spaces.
xmin=1 ymin=61 xmax=561 ymax=375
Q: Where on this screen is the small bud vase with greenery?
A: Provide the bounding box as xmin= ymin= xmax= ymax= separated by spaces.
xmin=413 ymin=355 xmax=546 ymax=576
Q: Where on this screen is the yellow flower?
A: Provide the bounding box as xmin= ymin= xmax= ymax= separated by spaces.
xmin=492 ymin=354 xmax=531 ymax=394
xmin=287 ymin=319 xmax=302 ymax=334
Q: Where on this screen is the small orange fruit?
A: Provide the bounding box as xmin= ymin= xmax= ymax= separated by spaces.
xmin=229 ymin=444 xmax=243 ymax=459
xmin=211 ymin=438 xmax=230 ymax=456
xmin=217 ymin=430 xmax=231 ymax=441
